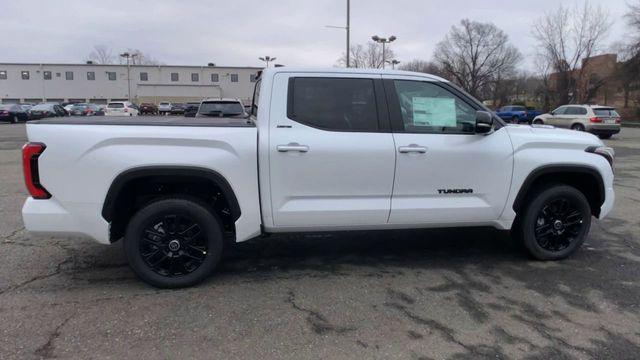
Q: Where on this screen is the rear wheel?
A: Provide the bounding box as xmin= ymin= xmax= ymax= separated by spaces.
xmin=518 ymin=185 xmax=591 ymax=260
xmin=511 ymin=116 xmax=519 ymax=123
xmin=598 ymin=134 xmax=612 ymax=139
xmin=533 ymin=119 xmax=543 ymax=125
xmin=124 ymin=198 xmax=224 ymax=288
xmin=571 ymin=123 xmax=585 ymax=132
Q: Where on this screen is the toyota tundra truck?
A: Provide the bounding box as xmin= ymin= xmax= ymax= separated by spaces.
xmin=21 ymin=68 xmax=615 ymax=288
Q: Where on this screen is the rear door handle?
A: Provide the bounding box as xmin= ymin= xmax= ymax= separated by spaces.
xmin=398 ymin=145 xmax=427 ymax=154
xmin=277 ymin=143 xmax=309 ymax=153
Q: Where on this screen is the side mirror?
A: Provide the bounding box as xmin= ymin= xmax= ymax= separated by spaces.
xmin=475 ymin=111 xmax=493 ymax=133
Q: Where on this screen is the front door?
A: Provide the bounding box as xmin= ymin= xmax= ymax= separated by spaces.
xmin=268 ymin=73 xmax=396 ymax=228
xmin=383 ymin=77 xmax=514 ymax=224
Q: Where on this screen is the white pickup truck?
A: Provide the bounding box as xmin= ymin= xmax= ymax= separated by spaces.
xmin=21 ymin=68 xmax=615 ymax=288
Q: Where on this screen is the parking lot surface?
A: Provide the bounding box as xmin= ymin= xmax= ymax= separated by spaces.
xmin=1 ymin=122 xmax=639 ymax=359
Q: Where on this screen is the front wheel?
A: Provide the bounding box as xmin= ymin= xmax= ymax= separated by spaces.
xmin=124 ymin=198 xmax=224 ymax=288
xmin=517 ymin=185 xmax=591 ymax=260
xmin=571 ymin=123 xmax=585 ymax=132
xmin=598 ymin=134 xmax=613 ymax=139
xmin=533 ymin=119 xmax=543 ymax=125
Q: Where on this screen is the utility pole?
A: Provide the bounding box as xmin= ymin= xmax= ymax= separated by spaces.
xmin=120 ymin=52 xmax=138 ymax=102
xmin=326 ymin=0 xmax=351 ymax=68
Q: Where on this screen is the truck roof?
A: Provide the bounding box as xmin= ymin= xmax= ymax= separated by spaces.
xmin=261 ymin=67 xmax=448 ymax=82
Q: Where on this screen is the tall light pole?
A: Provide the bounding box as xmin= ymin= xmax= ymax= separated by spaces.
xmin=371 ymin=35 xmax=397 ymax=69
xmin=325 ymin=0 xmax=350 ymax=67
xmin=259 ymin=56 xmax=276 ymax=68
xmin=120 ymin=52 xmax=138 ymax=102
xmin=388 ymin=59 xmax=400 ymax=69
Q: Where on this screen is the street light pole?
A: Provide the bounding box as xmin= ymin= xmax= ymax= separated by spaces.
xmin=346 ymin=0 xmax=350 ymax=68
xmin=120 ymin=52 xmax=138 ymax=103
xmin=259 ymin=56 xmax=276 ymax=68
xmin=371 ymin=35 xmax=397 ymax=69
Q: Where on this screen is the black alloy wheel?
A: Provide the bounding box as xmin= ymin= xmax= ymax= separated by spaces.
xmin=124 ymin=198 xmax=224 ymax=288
xmin=518 ymin=185 xmax=591 ymax=260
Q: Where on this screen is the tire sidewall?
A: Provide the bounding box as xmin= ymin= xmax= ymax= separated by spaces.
xmin=124 ymin=198 xmax=224 ymax=288
xmin=520 ymin=185 xmax=591 ymax=260
xmin=572 ymin=123 xmax=585 ymax=131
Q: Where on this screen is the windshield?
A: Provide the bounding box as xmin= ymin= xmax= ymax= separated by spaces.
xmin=108 ymin=103 xmax=124 ymax=108
xmin=199 ymin=101 xmax=244 ymax=116
xmin=32 ymin=104 xmax=53 ymax=110
xmin=594 ymin=108 xmax=619 ymax=117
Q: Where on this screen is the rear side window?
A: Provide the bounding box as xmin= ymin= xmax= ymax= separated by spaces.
xmin=287 ymin=77 xmax=378 ymax=132
xmin=594 ymin=108 xmax=619 ymax=117
xmin=566 ymin=106 xmax=587 ymax=115
xmin=108 ymin=103 xmax=124 ymax=108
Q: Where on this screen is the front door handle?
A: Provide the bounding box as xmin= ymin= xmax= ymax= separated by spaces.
xmin=398 ymin=144 xmax=427 ymax=154
xmin=277 ymin=143 xmax=309 ymax=153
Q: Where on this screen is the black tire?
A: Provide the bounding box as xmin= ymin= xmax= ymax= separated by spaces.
xmin=11 ymin=115 xmax=18 ymax=124
xmin=124 ymin=198 xmax=224 ymax=288
xmin=511 ymin=116 xmax=519 ymax=123
xmin=518 ymin=185 xmax=591 ymax=260
xmin=571 ymin=123 xmax=585 ymax=132
xmin=598 ymin=134 xmax=612 ymax=139
xmin=533 ymin=119 xmax=543 ymax=125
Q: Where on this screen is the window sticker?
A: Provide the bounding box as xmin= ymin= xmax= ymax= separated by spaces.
xmin=412 ymin=97 xmax=456 ymax=127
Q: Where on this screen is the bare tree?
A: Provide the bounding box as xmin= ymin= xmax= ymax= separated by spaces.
xmin=433 ymin=19 xmax=521 ymax=98
xmin=337 ymin=42 xmax=395 ymax=69
xmin=399 ymin=59 xmax=443 ymax=76
xmin=124 ymin=48 xmax=162 ymax=65
xmin=87 ymin=45 xmax=115 ymax=64
xmin=533 ymin=3 xmax=612 ymax=105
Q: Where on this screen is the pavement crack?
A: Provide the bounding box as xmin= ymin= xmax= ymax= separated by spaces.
xmin=3 ymin=226 xmax=25 ymax=242
xmin=286 ymin=290 xmax=356 ymax=335
xmin=34 ymin=313 xmax=74 ymax=358
xmin=0 ymin=256 xmax=73 ymax=296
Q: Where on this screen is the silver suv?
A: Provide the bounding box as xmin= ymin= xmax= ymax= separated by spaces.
xmin=532 ymin=105 xmax=621 ymax=139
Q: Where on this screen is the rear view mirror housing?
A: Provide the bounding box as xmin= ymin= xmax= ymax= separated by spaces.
xmin=475 ymin=111 xmax=493 ymax=134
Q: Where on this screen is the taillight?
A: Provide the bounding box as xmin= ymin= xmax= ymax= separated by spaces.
xmin=615 ymin=117 xmax=621 ymax=124
xmin=22 ymin=143 xmax=51 ymax=199
xmin=124 ymin=108 xmax=129 ymax=112
xmin=589 ymin=117 xmax=602 ymax=123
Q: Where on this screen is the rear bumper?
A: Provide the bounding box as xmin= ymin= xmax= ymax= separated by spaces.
xmin=586 ymin=124 xmax=620 ymax=135
xmin=22 ymin=197 xmax=110 ymax=244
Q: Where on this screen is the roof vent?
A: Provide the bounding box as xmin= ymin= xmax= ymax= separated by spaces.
xmin=207 ymin=63 xmax=215 ymax=67
xmin=86 ymin=60 xmax=94 ymax=64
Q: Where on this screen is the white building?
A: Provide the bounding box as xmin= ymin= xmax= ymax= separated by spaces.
xmin=0 ymin=63 xmax=262 ymax=105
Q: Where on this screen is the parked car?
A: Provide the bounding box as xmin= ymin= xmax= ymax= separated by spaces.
xmin=196 ymin=98 xmax=246 ymax=118
xmin=139 ymin=103 xmax=158 ymax=115
xmin=0 ymin=104 xmax=29 ymax=123
xmin=170 ymin=103 xmax=186 ymax=115
xmin=21 ymin=67 xmax=615 ymax=288
xmin=105 ymin=101 xmax=139 ymax=117
xmin=532 ymin=105 xmax=621 ymax=139
xmin=28 ymin=103 xmax=67 ymax=120
xmin=496 ymin=105 xmax=542 ymax=124
xmin=69 ymin=103 xmax=105 ymax=116
xmin=158 ymin=102 xmax=172 ymax=115
xmin=183 ymin=102 xmax=201 ymax=117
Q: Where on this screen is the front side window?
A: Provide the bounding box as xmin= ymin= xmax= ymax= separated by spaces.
xmin=22 ymin=71 xmax=30 ymax=80
xmin=140 ymin=72 xmax=148 ymax=81
xmin=211 ymin=73 xmax=219 ymax=82
xmin=553 ymin=106 xmax=567 ymax=115
xmin=392 ymin=80 xmax=476 ymax=133
xmin=107 ymin=72 xmax=116 ymax=81
xmin=65 ymin=71 xmax=73 ymax=80
xmin=287 ymin=77 xmax=379 ymax=132
xmin=171 ymin=73 xmax=179 ymax=81
xmin=0 ymin=70 xmax=6 ymax=80
xmin=191 ymin=73 xmax=199 ymax=82
xmin=230 ymin=74 xmax=238 ymax=82
xmin=87 ymin=71 xmax=95 ymax=80
xmin=43 ymin=71 xmax=52 ymax=80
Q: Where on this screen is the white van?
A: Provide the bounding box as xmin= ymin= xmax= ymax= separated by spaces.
xmin=105 ymin=101 xmax=139 ymax=117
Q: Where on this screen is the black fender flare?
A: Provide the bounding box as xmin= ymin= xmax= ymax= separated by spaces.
xmin=101 ymin=166 xmax=241 ymax=222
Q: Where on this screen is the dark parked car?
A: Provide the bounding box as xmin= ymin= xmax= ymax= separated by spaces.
xmin=183 ymin=102 xmax=201 ymax=117
xmin=28 ymin=103 xmax=68 ymax=120
xmin=69 ymin=103 xmax=105 ymax=116
xmin=170 ymin=103 xmax=186 ymax=115
xmin=0 ymin=104 xmax=29 ymax=123
xmin=139 ymin=103 xmax=158 ymax=115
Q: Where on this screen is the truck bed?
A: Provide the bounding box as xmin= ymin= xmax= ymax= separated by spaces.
xmin=29 ymin=116 xmax=255 ymax=127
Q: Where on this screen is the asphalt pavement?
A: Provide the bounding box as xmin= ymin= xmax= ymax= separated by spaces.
xmin=1 ymin=122 xmax=639 ymax=359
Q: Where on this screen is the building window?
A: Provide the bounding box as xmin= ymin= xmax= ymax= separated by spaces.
xmin=22 ymin=71 xmax=30 ymax=80
xmin=87 ymin=71 xmax=95 ymax=80
xmin=171 ymin=73 xmax=179 ymax=82
xmin=191 ymin=73 xmax=199 ymax=82
xmin=107 ymin=72 xmax=116 ymax=81
xmin=56 ymin=72 xmax=61 ymax=77
xmin=140 ymin=72 xmax=148 ymax=81
xmin=211 ymin=73 xmax=219 ymax=82
xmin=250 ymin=74 xmax=257 ymax=82
xmin=230 ymin=74 xmax=238 ymax=82
xmin=65 ymin=71 xmax=74 ymax=80
xmin=43 ymin=71 xmax=52 ymax=80
xmin=0 ymin=70 xmax=6 ymax=80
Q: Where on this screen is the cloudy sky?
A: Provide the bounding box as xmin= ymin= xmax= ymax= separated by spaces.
xmin=0 ymin=0 xmax=631 ymax=70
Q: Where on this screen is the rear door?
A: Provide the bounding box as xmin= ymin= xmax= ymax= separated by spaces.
xmin=383 ymin=77 xmax=513 ymax=224
xmin=267 ymin=73 xmax=396 ymax=228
